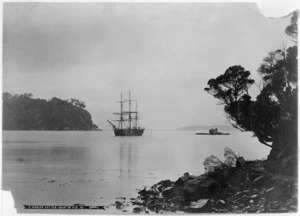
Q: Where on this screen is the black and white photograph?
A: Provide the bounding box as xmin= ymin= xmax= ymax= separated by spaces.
xmin=1 ymin=1 xmax=298 ymax=215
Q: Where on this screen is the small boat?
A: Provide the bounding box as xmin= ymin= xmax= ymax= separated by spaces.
xmin=107 ymin=91 xmax=145 ymax=136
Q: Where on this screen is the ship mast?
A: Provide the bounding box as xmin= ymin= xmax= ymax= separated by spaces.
xmin=128 ymin=91 xmax=132 ymax=129
xmin=120 ymin=91 xmax=123 ymax=129
xmin=114 ymin=91 xmax=138 ymax=129
xmin=135 ymin=99 xmax=138 ymax=128
xmin=113 ymin=91 xmax=125 ymax=129
xmin=109 ymin=91 xmax=144 ymax=135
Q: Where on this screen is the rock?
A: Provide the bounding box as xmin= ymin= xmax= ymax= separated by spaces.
xmin=131 ymin=200 xmax=142 ymax=205
xmin=229 ymin=169 xmax=251 ymax=187
xmin=175 ymin=173 xmax=190 ymax=186
xmin=153 ymin=180 xmax=172 ymax=193
xmin=171 ymin=195 xmax=183 ymax=207
xmin=161 ymin=186 xmax=175 ymax=197
xmin=148 ymin=203 xmax=162 ymax=212
xmin=185 ymin=200 xmax=213 ymax=213
xmin=236 ymin=157 xmax=246 ymax=167
xmin=170 ymin=207 xmax=177 ymax=212
xmin=219 ymin=200 xmax=225 ymax=204
xmin=115 ymin=200 xmax=125 ymax=210
xmin=139 ymin=188 xmax=148 ymax=197
xmin=157 ymin=179 xmax=172 ymax=188
xmin=135 ymin=158 xmax=297 ymax=214
xmin=149 ymin=186 xmax=159 ymax=194
xmin=116 ymin=203 xmax=124 ymax=210
xmin=133 ymin=207 xmax=142 ymax=213
xmin=182 ymin=178 xmax=201 ymax=198
xmin=183 ymin=177 xmax=219 ymax=201
xmin=189 ymin=199 xmax=209 ymax=209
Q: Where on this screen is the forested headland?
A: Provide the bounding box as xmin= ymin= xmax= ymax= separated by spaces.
xmin=2 ymin=92 xmax=99 ymax=131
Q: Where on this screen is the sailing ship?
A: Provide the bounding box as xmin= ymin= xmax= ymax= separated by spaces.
xmin=107 ymin=91 xmax=145 ymax=136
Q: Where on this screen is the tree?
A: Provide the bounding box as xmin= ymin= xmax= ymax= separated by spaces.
xmin=205 ymin=48 xmax=297 ymax=175
xmin=69 ymin=98 xmax=86 ymax=109
xmin=2 ymin=93 xmax=98 ymax=131
xmin=204 ymin=66 xmax=255 ymax=104
xmin=256 ymin=46 xmax=298 ymax=167
xmin=204 ymin=66 xmax=255 ymax=131
xmin=285 ymin=10 xmax=298 ymax=43
xmin=204 ymin=12 xmax=298 ymax=175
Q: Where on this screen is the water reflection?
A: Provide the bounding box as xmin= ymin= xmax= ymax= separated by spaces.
xmin=118 ymin=139 xmax=139 ymax=191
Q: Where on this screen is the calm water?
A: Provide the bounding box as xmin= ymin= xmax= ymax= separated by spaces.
xmin=2 ymin=130 xmax=270 ymax=213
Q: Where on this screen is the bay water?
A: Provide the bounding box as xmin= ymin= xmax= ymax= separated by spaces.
xmin=2 ymin=130 xmax=270 ymax=214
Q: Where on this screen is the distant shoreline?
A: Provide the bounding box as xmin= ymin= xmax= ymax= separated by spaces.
xmin=195 ymin=132 xmax=230 ymax=135
xmin=2 ymin=129 xmax=103 ymax=131
xmin=177 ymin=125 xmax=236 ymax=131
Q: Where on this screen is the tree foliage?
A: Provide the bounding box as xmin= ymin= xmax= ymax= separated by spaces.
xmin=256 ymin=45 xmax=298 ymax=158
xmin=205 ymin=66 xmax=255 ymax=132
xmin=285 ymin=10 xmax=298 ymax=43
xmin=2 ymin=93 xmax=98 ymax=130
xmin=205 ymin=66 xmax=255 ymax=105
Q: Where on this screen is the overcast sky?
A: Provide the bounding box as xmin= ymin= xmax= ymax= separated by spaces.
xmin=3 ymin=3 xmax=292 ymax=129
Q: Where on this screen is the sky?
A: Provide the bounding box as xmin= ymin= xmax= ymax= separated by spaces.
xmin=3 ymin=2 xmax=293 ymax=129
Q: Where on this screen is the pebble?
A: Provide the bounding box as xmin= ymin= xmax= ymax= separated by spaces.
xmin=133 ymin=207 xmax=141 ymax=213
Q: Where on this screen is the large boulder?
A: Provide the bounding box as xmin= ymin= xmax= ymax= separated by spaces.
xmin=182 ymin=177 xmax=219 ymax=201
xmin=175 ymin=172 xmax=197 ymax=186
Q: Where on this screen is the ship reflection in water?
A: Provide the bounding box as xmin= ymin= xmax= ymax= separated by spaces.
xmin=108 ymin=91 xmax=145 ymax=136
xmin=119 ymin=140 xmax=138 ymax=187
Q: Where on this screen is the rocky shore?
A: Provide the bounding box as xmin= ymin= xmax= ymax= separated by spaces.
xmin=130 ymin=151 xmax=297 ymax=214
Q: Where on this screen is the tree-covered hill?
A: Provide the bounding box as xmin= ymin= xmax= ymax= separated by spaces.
xmin=2 ymin=93 xmax=99 ymax=131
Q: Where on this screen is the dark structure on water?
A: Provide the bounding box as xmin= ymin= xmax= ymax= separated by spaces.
xmin=107 ymin=91 xmax=145 ymax=136
xmin=196 ymin=128 xmax=230 ymax=135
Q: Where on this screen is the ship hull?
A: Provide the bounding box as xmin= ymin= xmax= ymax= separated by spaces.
xmin=114 ymin=128 xmax=144 ymax=136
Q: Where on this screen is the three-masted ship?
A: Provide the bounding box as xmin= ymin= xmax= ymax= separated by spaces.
xmin=107 ymin=91 xmax=145 ymax=136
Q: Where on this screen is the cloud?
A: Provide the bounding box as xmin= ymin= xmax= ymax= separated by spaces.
xmin=2 ymin=3 xmax=292 ymax=129
xmin=3 ymin=3 xmax=145 ymax=74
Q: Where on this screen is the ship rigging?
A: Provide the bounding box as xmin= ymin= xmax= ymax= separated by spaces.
xmin=107 ymin=91 xmax=145 ymax=136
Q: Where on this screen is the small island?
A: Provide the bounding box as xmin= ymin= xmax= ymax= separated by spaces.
xmin=2 ymin=92 xmax=100 ymax=131
xmin=196 ymin=128 xmax=230 ymax=135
